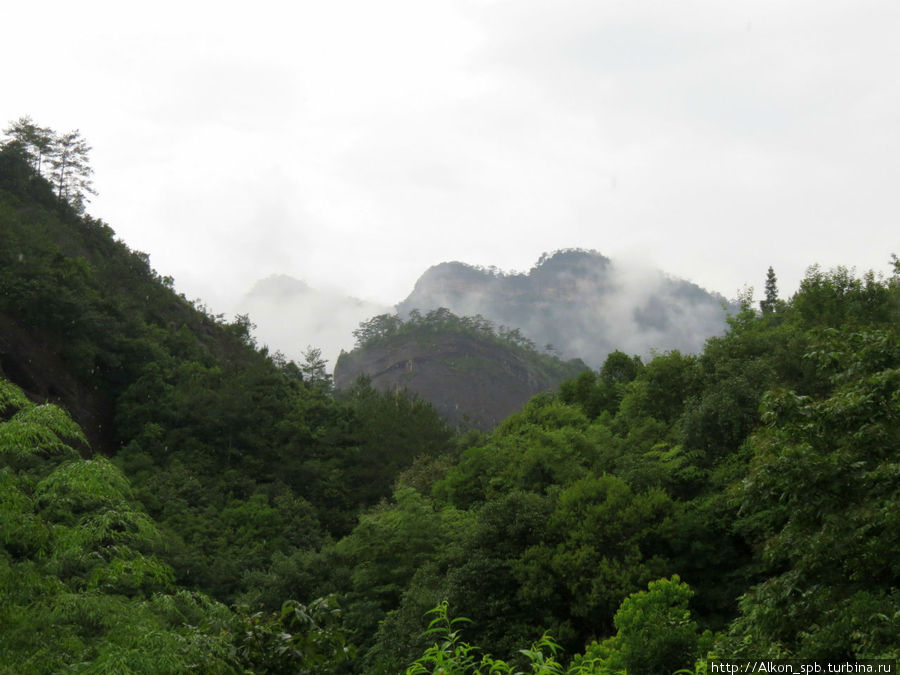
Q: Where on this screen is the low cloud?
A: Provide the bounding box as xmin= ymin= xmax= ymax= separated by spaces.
xmin=233 ymin=275 xmax=391 ymax=370
xmin=396 ymin=250 xmax=736 ymax=368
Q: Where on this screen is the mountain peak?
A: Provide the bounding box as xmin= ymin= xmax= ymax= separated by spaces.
xmin=532 ymin=248 xmax=610 ymax=272
xmin=245 ymin=274 xmax=312 ymax=300
xmin=398 ymin=250 xmax=734 ymax=367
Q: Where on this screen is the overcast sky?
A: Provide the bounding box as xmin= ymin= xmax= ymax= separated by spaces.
xmin=4 ymin=0 xmax=899 ymax=313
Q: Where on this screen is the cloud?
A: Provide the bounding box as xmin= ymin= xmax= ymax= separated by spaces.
xmin=234 ymin=275 xmax=392 ymax=368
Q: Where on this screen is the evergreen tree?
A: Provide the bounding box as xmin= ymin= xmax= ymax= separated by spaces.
xmin=3 ymin=117 xmax=98 ymax=212
xmin=2 ymin=116 xmax=55 ymax=176
xmin=49 ymin=129 xmax=96 ymax=211
xmin=760 ymin=266 xmax=778 ymax=314
xmin=301 ymin=345 xmax=332 ymax=390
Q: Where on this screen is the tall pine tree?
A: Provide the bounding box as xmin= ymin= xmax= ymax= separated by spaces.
xmin=760 ymin=266 xmax=778 ymax=314
xmin=49 ymin=129 xmax=96 ymax=212
xmin=2 ymin=116 xmax=55 ymax=177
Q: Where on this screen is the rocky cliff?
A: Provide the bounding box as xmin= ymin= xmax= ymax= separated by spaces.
xmin=334 ymin=327 xmax=587 ymax=429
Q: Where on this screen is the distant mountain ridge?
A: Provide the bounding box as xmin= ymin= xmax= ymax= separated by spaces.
xmin=397 ymin=249 xmax=737 ymax=367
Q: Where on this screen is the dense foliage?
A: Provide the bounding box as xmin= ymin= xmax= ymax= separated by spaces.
xmin=351 ymin=306 xmax=583 ymax=369
xmin=0 ymin=378 xmax=359 ymax=673
xmin=1 ymin=127 xmax=898 ymax=671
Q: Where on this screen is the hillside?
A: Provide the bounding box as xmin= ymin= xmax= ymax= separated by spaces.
xmin=0 ymin=139 xmax=456 ymax=594
xmin=397 ymin=249 xmax=737 ymax=367
xmin=334 ymin=310 xmax=588 ymax=428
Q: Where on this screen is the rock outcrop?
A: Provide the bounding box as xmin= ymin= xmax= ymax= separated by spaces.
xmin=334 ymin=329 xmax=586 ymax=430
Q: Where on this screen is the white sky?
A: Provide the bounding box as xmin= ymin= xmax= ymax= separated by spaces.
xmin=4 ymin=0 xmax=899 ymax=312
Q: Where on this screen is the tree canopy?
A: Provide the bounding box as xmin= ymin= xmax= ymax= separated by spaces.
xmin=2 ymin=116 xmax=96 ymax=212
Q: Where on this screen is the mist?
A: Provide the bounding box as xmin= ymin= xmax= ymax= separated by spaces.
xmin=232 ymin=275 xmax=390 ymax=369
xmin=396 ymin=249 xmax=737 ymax=368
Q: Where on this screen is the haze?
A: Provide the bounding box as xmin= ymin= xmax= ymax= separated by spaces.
xmin=4 ymin=1 xmax=899 ymax=360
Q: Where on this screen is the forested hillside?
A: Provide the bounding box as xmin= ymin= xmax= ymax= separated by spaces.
xmin=1 ymin=131 xmax=898 ymax=673
xmin=0 ymin=137 xmax=456 ymax=602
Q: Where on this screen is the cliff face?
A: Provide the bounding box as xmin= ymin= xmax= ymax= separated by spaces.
xmin=334 ymin=331 xmax=586 ymax=429
xmin=0 ymin=312 xmax=111 ymax=453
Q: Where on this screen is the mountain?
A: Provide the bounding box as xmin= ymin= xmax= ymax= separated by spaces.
xmin=397 ymin=249 xmax=738 ymax=367
xmin=234 ymin=274 xmax=390 ymax=367
xmin=334 ymin=250 xmax=734 ymax=428
xmin=333 ymin=310 xmax=588 ymax=429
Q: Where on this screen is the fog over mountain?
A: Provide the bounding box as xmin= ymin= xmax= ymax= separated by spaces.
xmin=397 ymin=249 xmax=738 ymax=368
xmin=233 ymin=275 xmax=390 ymax=367
xmin=241 ymin=250 xmax=737 ymax=371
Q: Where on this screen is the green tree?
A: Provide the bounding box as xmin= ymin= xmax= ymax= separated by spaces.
xmin=3 ymin=116 xmax=56 ymax=177
xmin=48 ymin=129 xmax=96 ymax=211
xmin=231 ymin=596 xmax=354 ymax=674
xmin=728 ymin=326 xmax=900 ymax=658
xmin=335 ymin=487 xmax=469 ymax=664
xmin=578 ymin=576 xmax=707 ymax=675
xmin=519 ymin=475 xmax=674 ymax=642
xmin=301 ymin=345 xmax=332 ymax=391
xmin=352 ymin=313 xmax=403 ymax=347
xmin=338 ymin=376 xmax=454 ymax=510
xmin=600 ymin=350 xmax=643 ymax=385
xmin=760 ymin=266 xmax=778 ymax=314
xmin=406 ymin=602 xmax=571 ymax=675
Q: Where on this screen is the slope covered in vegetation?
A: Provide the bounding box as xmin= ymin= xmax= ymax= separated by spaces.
xmin=0 ymin=140 xmax=457 ymax=606
xmin=0 ymin=376 xmax=362 ymax=673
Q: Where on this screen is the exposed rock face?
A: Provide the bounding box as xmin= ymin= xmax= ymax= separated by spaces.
xmin=334 ymin=331 xmax=586 ymax=430
xmin=397 ymin=249 xmax=737 ymax=368
xmin=0 ymin=312 xmax=110 ymax=454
